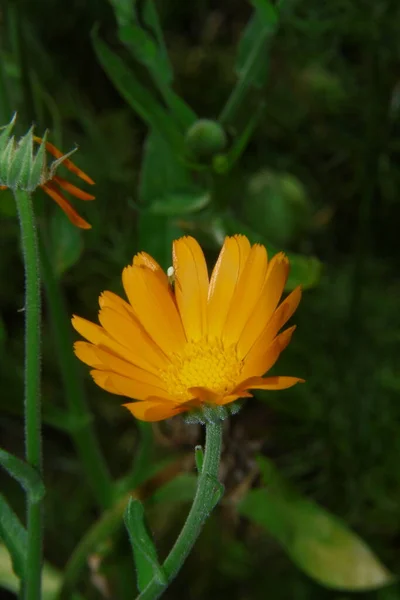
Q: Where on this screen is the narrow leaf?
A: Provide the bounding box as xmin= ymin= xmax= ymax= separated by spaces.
xmin=92 ymin=29 xmax=183 ymax=151
xmin=124 ymin=497 xmax=167 ymax=591
xmin=235 ymin=1 xmax=278 ymax=89
xmin=0 ymin=448 xmax=45 ymax=502
xmin=238 ymin=457 xmax=395 ymax=591
xmin=0 ymin=493 xmax=27 ymax=579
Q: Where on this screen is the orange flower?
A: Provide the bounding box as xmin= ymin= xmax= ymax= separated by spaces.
xmin=72 ymin=236 xmax=304 ymax=422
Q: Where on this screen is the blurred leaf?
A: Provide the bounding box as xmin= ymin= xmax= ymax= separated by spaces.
xmin=149 ymin=192 xmax=210 ymax=216
xmin=140 ymin=130 xmax=207 ymax=209
xmin=124 ymin=498 xmax=167 ymax=591
xmin=0 ymin=447 xmax=45 ymax=502
xmin=235 ymin=0 xmax=278 ymax=90
xmin=92 ymin=29 xmax=183 ymax=151
xmin=110 ymin=0 xmax=173 ymax=83
xmin=138 ymin=129 xmax=206 ymax=265
xmin=244 ymin=169 xmax=313 ymax=246
xmin=0 ymin=187 xmax=17 ymax=216
xmin=0 ymin=544 xmax=84 ymax=600
xmin=0 ymin=494 xmax=27 ymax=579
xmin=49 ymin=210 xmax=84 ymax=277
xmin=149 ymin=474 xmax=197 ymax=506
xmin=216 ymin=212 xmax=322 ymax=290
xmin=286 ymin=254 xmax=322 ymax=290
xmin=0 ymin=314 xmax=5 ymax=347
xmin=238 ymin=457 xmax=395 ymax=591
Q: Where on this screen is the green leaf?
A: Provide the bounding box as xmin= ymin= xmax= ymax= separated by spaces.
xmin=92 ymin=29 xmax=183 ymax=150
xmin=0 ymin=494 xmax=27 ymax=579
xmin=138 ymin=129 xmax=205 ymax=265
xmin=110 ymin=0 xmax=173 ymax=83
xmin=286 ymin=254 xmax=322 ymax=290
xmin=0 ymin=447 xmax=45 ymax=502
xmin=149 ymin=474 xmax=197 ymax=506
xmin=236 ymin=1 xmax=278 ymax=89
xmin=124 ymin=498 xmax=167 ymax=592
xmin=238 ymin=457 xmax=395 ymax=592
xmin=0 ymin=544 xmax=85 ymax=600
xmin=140 ymin=130 xmax=207 ymax=210
xmin=149 ymin=192 xmax=210 ymax=216
xmin=49 ymin=209 xmax=84 ymax=276
xmin=244 ymin=169 xmax=313 ymax=246
xmin=215 ymin=212 xmax=322 ymax=290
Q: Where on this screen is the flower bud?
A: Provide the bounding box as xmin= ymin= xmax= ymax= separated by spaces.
xmin=185 ymin=119 xmax=227 ymax=161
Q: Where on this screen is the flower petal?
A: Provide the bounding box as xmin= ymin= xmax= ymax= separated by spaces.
xmin=99 ymin=291 xmax=134 ymax=317
xmin=74 ymin=341 xmax=168 ymax=389
xmin=90 ymin=370 xmax=175 ymax=401
xmin=43 ymin=182 xmax=91 ymax=229
xmin=207 ymin=235 xmax=251 ymax=338
xmin=172 ymin=236 xmax=209 ymax=341
xmin=72 ymin=315 xmax=164 ymax=373
xmin=53 ymin=176 xmax=95 ymax=200
xmin=235 ymin=375 xmax=304 ymax=391
xmin=259 ymin=286 xmax=302 ymax=345
xmin=223 ymin=243 xmax=268 ymax=345
xmin=73 ymin=341 xmax=102 ymax=368
xmin=133 ymin=251 xmax=170 ymax=289
xmin=98 ymin=307 xmax=169 ymax=371
xmin=240 ymin=326 xmax=296 ymax=379
xmin=238 ymin=252 xmax=290 ymax=357
xmin=214 ymin=392 xmax=253 ymax=405
xmin=124 ymin=399 xmax=187 ymax=422
xmin=122 ymin=264 xmax=186 ymax=355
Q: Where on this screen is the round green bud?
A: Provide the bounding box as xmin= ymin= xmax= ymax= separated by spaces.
xmin=185 ymin=119 xmax=227 ymax=161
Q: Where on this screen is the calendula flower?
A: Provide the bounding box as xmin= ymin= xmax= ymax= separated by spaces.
xmin=72 ymin=236 xmax=304 ymax=422
xmin=0 ymin=115 xmax=94 ymax=229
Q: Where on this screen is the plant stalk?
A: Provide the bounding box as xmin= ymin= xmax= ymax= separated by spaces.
xmin=14 ymin=189 xmax=43 ymax=600
xmin=136 ymin=420 xmax=223 ymax=600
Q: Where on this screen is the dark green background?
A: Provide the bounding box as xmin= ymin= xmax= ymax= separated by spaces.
xmin=1 ymin=0 xmax=400 ymax=598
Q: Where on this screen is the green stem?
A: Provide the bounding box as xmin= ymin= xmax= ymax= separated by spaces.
xmin=136 ymin=420 xmax=223 ymax=600
xmin=39 ymin=233 xmax=114 ymax=510
xmin=14 ymin=189 xmax=43 ymax=600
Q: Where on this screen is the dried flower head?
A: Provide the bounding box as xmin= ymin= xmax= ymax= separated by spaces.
xmin=0 ymin=115 xmax=94 ymax=228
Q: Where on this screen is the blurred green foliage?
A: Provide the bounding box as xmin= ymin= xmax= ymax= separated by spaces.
xmin=1 ymin=0 xmax=400 ymax=598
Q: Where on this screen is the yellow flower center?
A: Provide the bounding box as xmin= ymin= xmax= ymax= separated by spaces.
xmin=161 ymin=339 xmax=243 ymax=402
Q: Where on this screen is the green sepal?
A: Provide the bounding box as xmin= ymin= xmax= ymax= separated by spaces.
xmin=29 ymin=130 xmax=48 ymax=188
xmin=7 ymin=127 xmax=34 ymax=189
xmin=184 ymin=401 xmax=242 ymax=425
xmin=124 ymin=497 xmax=167 ymax=591
xmin=0 ymin=492 xmax=27 ymax=580
xmin=0 ymin=113 xmax=16 ymax=155
xmin=0 ymin=136 xmax=16 ymax=183
xmin=0 ymin=447 xmax=45 ymax=502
